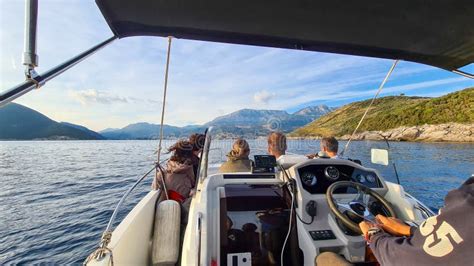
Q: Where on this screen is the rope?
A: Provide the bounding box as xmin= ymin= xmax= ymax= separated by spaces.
xmin=340 ymin=60 xmax=398 ymax=157
xmin=83 ymin=231 xmax=114 ymax=265
xmin=157 ymin=36 xmax=173 ymax=162
xmin=155 ymin=36 xmax=173 ymax=200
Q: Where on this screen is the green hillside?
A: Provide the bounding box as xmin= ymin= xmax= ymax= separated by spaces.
xmin=0 ymin=103 xmax=104 ymax=140
xmin=291 ymin=87 xmax=474 ymax=137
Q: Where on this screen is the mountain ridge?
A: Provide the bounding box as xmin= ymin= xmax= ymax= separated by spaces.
xmin=101 ymin=105 xmax=334 ymax=139
xmin=5 ymin=87 xmax=471 ymax=142
xmin=0 ymin=103 xmax=104 ymax=140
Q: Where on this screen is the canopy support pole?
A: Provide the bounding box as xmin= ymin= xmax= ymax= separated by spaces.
xmin=0 ymin=36 xmax=117 ymax=107
xmin=23 ymin=0 xmax=39 ymax=77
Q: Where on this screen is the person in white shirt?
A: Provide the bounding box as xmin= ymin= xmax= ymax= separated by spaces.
xmin=321 ymin=136 xmax=339 ymax=159
xmin=267 ymin=131 xmax=287 ymax=160
xmin=307 ymin=136 xmax=339 ymax=159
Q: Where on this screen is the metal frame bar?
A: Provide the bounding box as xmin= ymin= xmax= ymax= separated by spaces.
xmin=0 ymin=36 xmax=117 ymax=107
xmin=452 ymin=69 xmax=474 ymax=79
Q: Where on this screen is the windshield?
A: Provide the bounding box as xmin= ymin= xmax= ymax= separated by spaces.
xmin=199 ymin=127 xmax=402 ymax=183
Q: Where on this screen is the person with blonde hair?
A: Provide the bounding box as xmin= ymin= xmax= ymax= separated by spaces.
xmin=219 ymin=138 xmax=253 ymax=173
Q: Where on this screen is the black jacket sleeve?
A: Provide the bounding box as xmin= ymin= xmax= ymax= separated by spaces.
xmin=369 ymin=177 xmax=474 ymax=266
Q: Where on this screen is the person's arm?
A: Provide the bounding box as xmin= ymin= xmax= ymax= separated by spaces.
xmin=368 ymin=231 xmax=416 ymax=265
xmin=362 ymin=177 xmax=474 ymax=266
xmin=360 ymin=215 xmax=420 ymax=265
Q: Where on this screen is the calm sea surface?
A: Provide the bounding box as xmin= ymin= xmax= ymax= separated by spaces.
xmin=1 ymin=140 xmax=473 ymax=264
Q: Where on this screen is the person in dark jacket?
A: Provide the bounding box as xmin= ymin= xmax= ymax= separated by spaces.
xmin=152 ymin=140 xmax=195 ymax=202
xmin=219 ymin=139 xmax=253 ymax=173
xmin=359 ymin=176 xmax=474 ymax=266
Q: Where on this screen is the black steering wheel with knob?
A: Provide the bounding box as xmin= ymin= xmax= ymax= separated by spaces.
xmin=326 ymin=181 xmax=397 ymax=234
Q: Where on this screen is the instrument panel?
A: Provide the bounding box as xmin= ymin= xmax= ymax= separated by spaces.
xmin=297 ymin=164 xmax=381 ymax=194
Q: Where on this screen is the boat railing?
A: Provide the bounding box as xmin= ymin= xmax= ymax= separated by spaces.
xmin=198 ymin=127 xmax=214 ymax=183
xmin=404 ymin=192 xmax=436 ymax=219
xmin=84 ymin=159 xmax=167 ymax=264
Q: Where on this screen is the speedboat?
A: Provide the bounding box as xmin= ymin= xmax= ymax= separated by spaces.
xmin=83 ymin=129 xmax=436 ymax=266
xmin=1 ymin=1 xmax=472 ymax=265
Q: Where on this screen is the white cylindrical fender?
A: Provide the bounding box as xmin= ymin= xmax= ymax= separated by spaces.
xmin=152 ymin=200 xmax=181 ymax=266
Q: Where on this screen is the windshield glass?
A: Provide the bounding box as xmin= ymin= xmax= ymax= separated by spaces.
xmin=200 ymin=128 xmax=401 ymax=183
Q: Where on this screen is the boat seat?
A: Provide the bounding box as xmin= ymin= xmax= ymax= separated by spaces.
xmin=315 ymin=252 xmax=353 ymax=266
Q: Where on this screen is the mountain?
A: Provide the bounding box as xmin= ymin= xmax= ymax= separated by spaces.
xmin=100 ymin=128 xmax=120 ymax=133
xmin=0 ymin=103 xmax=104 ymax=140
xmin=204 ymin=105 xmax=334 ymax=137
xmin=0 ymin=102 xmax=332 ymax=140
xmin=101 ymin=105 xmax=333 ymax=139
xmin=293 ymin=105 xmax=334 ymax=118
xmin=60 ymin=122 xmax=105 ymax=140
xmin=100 ymin=122 xmax=205 ymax=139
xmin=291 ymin=87 xmax=474 ymax=137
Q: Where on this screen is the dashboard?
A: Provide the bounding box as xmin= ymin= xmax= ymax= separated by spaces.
xmin=297 ymin=164 xmax=382 ymax=194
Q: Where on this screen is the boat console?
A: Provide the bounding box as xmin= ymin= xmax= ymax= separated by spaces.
xmin=191 ymin=154 xmax=394 ymax=265
xmin=285 ymin=158 xmax=390 ymax=265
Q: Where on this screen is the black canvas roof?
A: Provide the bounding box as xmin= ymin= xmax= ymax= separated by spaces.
xmin=96 ymin=0 xmax=474 ymax=71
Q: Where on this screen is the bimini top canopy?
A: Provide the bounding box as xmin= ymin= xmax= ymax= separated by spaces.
xmin=96 ymin=0 xmax=474 ymax=71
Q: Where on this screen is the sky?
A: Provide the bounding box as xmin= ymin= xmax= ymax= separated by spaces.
xmin=1 ymin=1 xmax=473 ymax=131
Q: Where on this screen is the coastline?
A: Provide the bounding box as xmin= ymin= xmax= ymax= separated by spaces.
xmin=289 ymin=123 xmax=474 ymax=143
xmin=2 ymin=123 xmax=473 ymax=143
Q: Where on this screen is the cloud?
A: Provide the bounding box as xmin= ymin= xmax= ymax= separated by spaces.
xmin=253 ymin=90 xmax=276 ymax=104
xmin=69 ymin=89 xmax=128 ymax=105
xmin=285 ymin=77 xmax=468 ymax=108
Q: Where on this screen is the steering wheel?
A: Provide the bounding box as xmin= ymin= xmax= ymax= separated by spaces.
xmin=326 ymin=181 xmax=397 ymax=234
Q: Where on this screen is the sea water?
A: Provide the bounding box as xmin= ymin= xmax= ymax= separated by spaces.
xmin=0 ymin=140 xmax=473 ymax=264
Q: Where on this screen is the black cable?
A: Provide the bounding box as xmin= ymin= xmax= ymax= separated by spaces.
xmin=294 ymin=203 xmax=315 ymax=225
xmin=278 ymin=163 xmax=315 ymax=225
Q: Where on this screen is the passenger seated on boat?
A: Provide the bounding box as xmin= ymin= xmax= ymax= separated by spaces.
xmin=218 ymin=139 xmax=253 ymax=172
xmin=189 ymin=133 xmax=205 ymax=177
xmin=307 ymin=136 xmax=339 ymax=159
xmin=152 ymin=140 xmax=195 ymax=203
xmin=358 ymin=176 xmax=474 ymax=266
xmin=267 ymin=132 xmax=287 ymax=160
xmin=267 ymin=131 xmax=307 ymax=168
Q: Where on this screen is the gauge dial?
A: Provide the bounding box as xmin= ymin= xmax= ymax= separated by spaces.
xmin=324 ymin=166 xmax=340 ymax=180
xmin=366 ymin=174 xmax=376 ymax=183
xmin=301 ymin=172 xmax=317 ymax=186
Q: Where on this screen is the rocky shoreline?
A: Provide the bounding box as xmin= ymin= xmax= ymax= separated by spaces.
xmin=289 ymin=123 xmax=474 ymax=142
xmin=338 ymin=123 xmax=474 ymax=142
